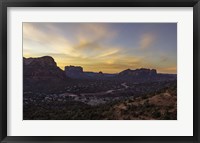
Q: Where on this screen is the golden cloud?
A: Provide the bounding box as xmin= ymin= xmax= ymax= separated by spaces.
xmin=23 ymin=23 xmax=176 ymax=74
xmin=23 ymin=23 xmax=79 ymax=57
xmin=97 ymin=49 xmax=120 ymax=58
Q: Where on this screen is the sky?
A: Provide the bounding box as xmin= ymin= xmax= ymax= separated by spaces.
xmin=23 ymin=23 xmax=177 ymax=74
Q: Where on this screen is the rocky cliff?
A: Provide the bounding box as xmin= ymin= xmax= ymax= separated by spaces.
xmin=23 ymin=56 xmax=67 ymax=93
xmin=24 ymin=56 xmax=66 ymax=80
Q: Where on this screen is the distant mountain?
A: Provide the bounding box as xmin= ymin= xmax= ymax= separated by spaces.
xmin=119 ymin=68 xmax=157 ymax=77
xmin=64 ymin=65 xmax=177 ymax=82
xmin=65 ymin=65 xmax=115 ymax=79
xmin=65 ymin=65 xmax=84 ymax=79
xmin=118 ymin=68 xmax=176 ymax=82
xmin=23 ymin=56 xmax=176 ymax=85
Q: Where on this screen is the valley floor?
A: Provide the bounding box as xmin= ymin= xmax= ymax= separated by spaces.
xmin=23 ymin=80 xmax=177 ymax=120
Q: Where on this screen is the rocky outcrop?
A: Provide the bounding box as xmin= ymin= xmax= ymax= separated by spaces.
xmin=65 ymin=66 xmax=83 ymax=73
xmin=65 ymin=66 xmax=84 ymax=79
xmin=119 ymin=68 xmax=157 ymax=77
xmin=23 ymin=56 xmax=57 ymax=67
xmin=23 ymin=56 xmax=68 ymax=93
xmin=23 ymin=56 xmax=66 ymax=81
xmin=65 ymin=66 xmax=115 ymax=79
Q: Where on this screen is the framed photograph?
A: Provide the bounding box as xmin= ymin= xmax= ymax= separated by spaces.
xmin=0 ymin=0 xmax=199 ymax=142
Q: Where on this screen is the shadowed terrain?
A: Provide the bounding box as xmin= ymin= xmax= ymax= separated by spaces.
xmin=23 ymin=56 xmax=177 ymax=120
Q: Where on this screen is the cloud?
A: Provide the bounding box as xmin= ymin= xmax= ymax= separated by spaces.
xmin=139 ymin=33 xmax=155 ymax=49
xmin=80 ymin=23 xmax=117 ymax=40
xmin=23 ymin=23 xmax=122 ymax=65
xmin=73 ymin=23 xmax=117 ymax=52
xmin=74 ymin=39 xmax=102 ymax=51
xmin=23 ymin=23 xmax=176 ymax=74
xmin=23 ymin=23 xmax=79 ymax=57
xmin=97 ymin=49 xmax=120 ymax=58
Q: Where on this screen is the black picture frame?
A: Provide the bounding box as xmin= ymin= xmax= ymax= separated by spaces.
xmin=0 ymin=0 xmax=199 ymax=142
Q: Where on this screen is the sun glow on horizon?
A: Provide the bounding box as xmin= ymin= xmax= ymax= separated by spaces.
xmin=23 ymin=23 xmax=177 ymax=74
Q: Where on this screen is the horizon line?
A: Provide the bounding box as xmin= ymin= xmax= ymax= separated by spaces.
xmin=23 ymin=56 xmax=177 ymax=75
